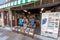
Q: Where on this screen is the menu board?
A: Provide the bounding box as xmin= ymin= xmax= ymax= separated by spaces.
xmin=41 ymin=12 xmax=60 ymax=38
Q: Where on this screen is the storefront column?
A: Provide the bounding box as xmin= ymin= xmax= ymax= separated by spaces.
xmin=1 ymin=12 xmax=4 ymax=27
xmin=8 ymin=9 xmax=12 ymax=28
xmin=0 ymin=12 xmax=4 ymax=27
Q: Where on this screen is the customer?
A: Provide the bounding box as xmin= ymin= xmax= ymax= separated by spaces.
xmin=23 ymin=16 xmax=28 ymax=30
xmin=30 ymin=17 xmax=35 ymax=29
xmin=18 ymin=17 xmax=23 ymax=29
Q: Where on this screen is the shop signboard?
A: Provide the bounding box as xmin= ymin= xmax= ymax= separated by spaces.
xmin=41 ymin=12 xmax=60 ymax=38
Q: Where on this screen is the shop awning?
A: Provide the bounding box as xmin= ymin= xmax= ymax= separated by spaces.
xmin=0 ymin=0 xmax=37 ymax=9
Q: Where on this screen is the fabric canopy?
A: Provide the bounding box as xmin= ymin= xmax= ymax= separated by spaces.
xmin=0 ymin=0 xmax=37 ymax=9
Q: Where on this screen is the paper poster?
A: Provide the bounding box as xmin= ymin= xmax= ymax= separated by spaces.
xmin=41 ymin=12 xmax=60 ymax=38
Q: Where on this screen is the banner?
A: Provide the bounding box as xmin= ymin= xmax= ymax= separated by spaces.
xmin=41 ymin=12 xmax=60 ymax=38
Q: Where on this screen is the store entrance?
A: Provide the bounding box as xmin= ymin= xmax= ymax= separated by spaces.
xmin=4 ymin=11 xmax=10 ymax=26
xmin=12 ymin=9 xmax=41 ymax=35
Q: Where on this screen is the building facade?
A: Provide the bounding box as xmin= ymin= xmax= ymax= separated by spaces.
xmin=0 ymin=0 xmax=60 ymax=38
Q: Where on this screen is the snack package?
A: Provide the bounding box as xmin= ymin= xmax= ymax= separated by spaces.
xmin=25 ymin=28 xmax=30 ymax=34
xmin=29 ymin=29 xmax=34 ymax=35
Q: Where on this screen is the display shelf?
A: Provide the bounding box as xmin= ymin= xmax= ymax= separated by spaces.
xmin=12 ymin=25 xmax=36 ymax=38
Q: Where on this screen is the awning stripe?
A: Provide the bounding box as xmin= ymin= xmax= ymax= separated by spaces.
xmin=20 ymin=0 xmax=23 ymax=4
xmin=0 ymin=0 xmax=36 ymax=9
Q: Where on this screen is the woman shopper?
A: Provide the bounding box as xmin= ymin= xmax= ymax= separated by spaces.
xmin=23 ymin=16 xmax=28 ymax=30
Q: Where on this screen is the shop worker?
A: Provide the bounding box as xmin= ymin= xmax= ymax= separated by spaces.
xmin=30 ymin=17 xmax=35 ymax=29
xmin=18 ymin=17 xmax=23 ymax=27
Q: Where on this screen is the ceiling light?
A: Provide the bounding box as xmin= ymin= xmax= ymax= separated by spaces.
xmin=23 ymin=10 xmax=27 ymax=12
xmin=28 ymin=12 xmax=30 ymax=14
xmin=41 ymin=8 xmax=44 ymax=11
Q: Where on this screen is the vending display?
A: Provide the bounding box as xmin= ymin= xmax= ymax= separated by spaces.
xmin=41 ymin=12 xmax=60 ymax=38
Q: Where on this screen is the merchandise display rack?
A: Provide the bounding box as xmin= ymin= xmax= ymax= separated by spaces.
xmin=12 ymin=25 xmax=36 ymax=38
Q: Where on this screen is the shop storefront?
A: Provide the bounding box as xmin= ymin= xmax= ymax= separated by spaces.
xmin=11 ymin=9 xmax=41 ymax=37
xmin=0 ymin=0 xmax=41 ymax=37
xmin=0 ymin=0 xmax=60 ymax=39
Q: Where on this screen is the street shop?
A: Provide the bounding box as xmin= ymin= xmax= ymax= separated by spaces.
xmin=0 ymin=0 xmax=60 ymax=38
xmin=1 ymin=0 xmax=41 ymax=37
xmin=11 ymin=9 xmax=41 ymax=37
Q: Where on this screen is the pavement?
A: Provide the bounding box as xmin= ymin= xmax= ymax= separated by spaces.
xmin=0 ymin=27 xmax=41 ymax=40
xmin=34 ymin=35 xmax=58 ymax=40
xmin=0 ymin=26 xmax=59 ymax=40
